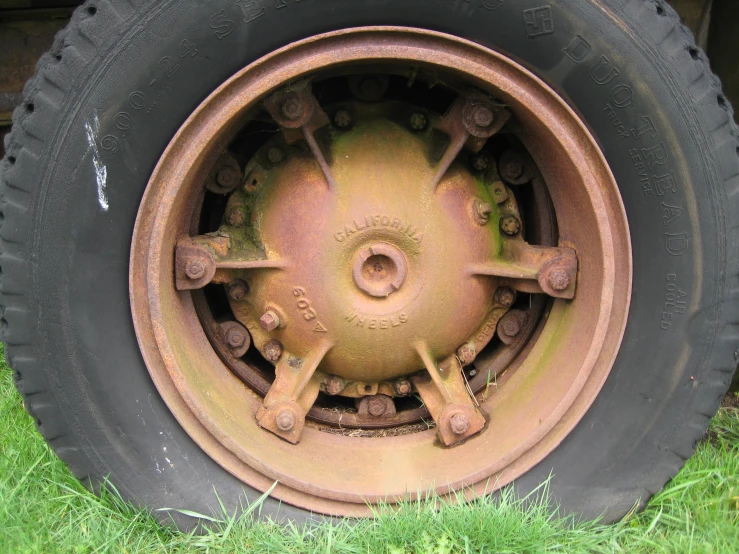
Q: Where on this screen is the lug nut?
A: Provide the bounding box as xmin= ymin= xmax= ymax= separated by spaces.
xmin=472 ymin=153 xmax=490 ymax=172
xmin=334 ymin=110 xmax=352 ymax=129
xmin=450 ymin=412 xmax=470 ymax=435
xmin=185 ymin=260 xmax=206 ymax=280
xmin=501 ymin=318 xmax=521 ymax=338
xmin=501 ymin=155 xmax=525 ymax=181
xmin=472 ymin=105 xmax=495 ymax=128
xmin=368 ymin=397 xmax=387 ymax=417
xmin=394 ymin=379 xmax=412 ymax=396
xmin=281 ymin=97 xmax=303 ymax=120
xmin=457 ymin=344 xmax=476 ymax=365
xmin=547 ymin=270 xmax=571 ymax=291
xmin=216 ymin=166 xmax=239 ymax=189
xmin=263 ymin=339 xmax=283 ymax=362
xmin=500 ymin=215 xmax=521 ymax=236
xmin=475 ymin=201 xmax=494 ymax=225
xmin=325 ymin=376 xmax=345 ymax=396
xmin=494 ymin=287 xmax=515 ymax=307
xmin=267 ymin=146 xmax=285 ymax=164
xmin=410 ymin=112 xmax=427 ymax=131
xmin=225 ymin=327 xmax=246 ymax=349
xmin=228 ymin=280 xmax=249 ymax=301
xmin=275 ymin=409 xmax=296 ymax=431
xmin=260 ymin=310 xmax=281 ymax=332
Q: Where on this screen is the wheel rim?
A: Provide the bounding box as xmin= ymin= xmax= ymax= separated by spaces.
xmin=130 ymin=27 xmax=632 ymax=515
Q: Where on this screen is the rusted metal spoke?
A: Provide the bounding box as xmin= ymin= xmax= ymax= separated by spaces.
xmin=412 ymin=342 xmax=486 ymax=446
xmin=428 ymin=91 xmax=511 ymax=193
xmin=467 ymin=242 xmax=578 ymax=300
xmin=175 ymin=237 xmax=285 ymax=291
xmin=263 ymin=84 xmax=337 ymax=191
xmin=256 ymin=340 xmax=333 ymax=443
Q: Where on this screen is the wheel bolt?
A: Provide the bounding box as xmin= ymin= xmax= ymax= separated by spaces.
xmin=228 ymin=280 xmax=249 ymax=301
xmin=501 ymin=156 xmax=524 ymax=181
xmin=457 ymin=344 xmax=476 ymax=365
xmin=325 ymin=376 xmax=345 ymax=396
xmin=216 ymin=166 xmax=239 ymax=188
xmin=225 ymin=327 xmax=246 ymax=349
xmin=547 ymin=270 xmax=571 ymax=291
xmin=410 ymin=112 xmax=427 ymax=131
xmin=472 ymin=154 xmax=490 ymax=171
xmin=334 ymin=110 xmax=352 ymax=129
xmin=263 ymin=339 xmax=283 ymax=362
xmin=275 ymin=409 xmax=296 ymax=431
xmin=476 ymin=201 xmax=493 ymax=225
xmin=185 ymin=260 xmax=206 ymax=280
xmin=394 ymin=379 xmax=412 ymax=396
xmin=450 ymin=412 xmax=470 ymax=435
xmin=501 ymin=318 xmax=521 ymax=338
xmin=500 ymin=215 xmax=521 ymax=236
xmin=494 ymin=287 xmax=515 ymax=307
xmin=368 ymin=397 xmax=387 ymax=417
xmin=472 ymin=105 xmax=495 ymax=128
xmin=260 ymin=310 xmax=281 ymax=332
xmin=281 ymin=97 xmax=303 ymax=121
xmin=267 ymin=146 xmax=285 ymax=164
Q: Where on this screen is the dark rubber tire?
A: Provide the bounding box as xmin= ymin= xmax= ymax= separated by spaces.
xmin=1 ymin=0 xmax=737 ymax=529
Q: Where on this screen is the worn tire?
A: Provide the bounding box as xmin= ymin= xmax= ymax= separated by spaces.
xmin=1 ymin=0 xmax=737 ymax=529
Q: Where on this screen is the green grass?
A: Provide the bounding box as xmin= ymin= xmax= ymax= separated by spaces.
xmin=1 ymin=343 xmax=738 ymax=554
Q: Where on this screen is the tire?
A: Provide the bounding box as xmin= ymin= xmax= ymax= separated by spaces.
xmin=1 ymin=0 xmax=737 ymax=529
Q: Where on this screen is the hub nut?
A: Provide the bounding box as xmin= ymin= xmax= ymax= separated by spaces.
xmin=450 ymin=412 xmax=470 ymax=435
xmin=263 ymin=339 xmax=283 ymax=362
xmin=260 ymin=310 xmax=281 ymax=331
xmin=185 ymin=260 xmax=206 ymax=280
xmin=500 ymin=215 xmax=521 ymax=236
xmin=275 ymin=408 xmax=296 ymax=431
xmin=457 ymin=344 xmax=476 ymax=365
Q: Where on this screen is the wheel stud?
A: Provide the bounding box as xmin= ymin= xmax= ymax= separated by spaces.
xmin=500 ymin=215 xmax=521 ymax=236
xmin=450 ymin=412 xmax=470 ymax=435
xmin=267 ymin=146 xmax=285 ymax=164
xmin=547 ymin=270 xmax=571 ymax=291
xmin=456 ymin=343 xmax=476 ymax=365
xmin=325 ymin=375 xmax=345 ymax=396
xmin=281 ymin=97 xmax=303 ymax=120
xmin=275 ymin=409 xmax=296 ymax=431
xmin=494 ymin=286 xmax=515 ymax=307
xmin=260 ymin=310 xmax=281 ymax=331
xmin=228 ymin=280 xmax=249 ymax=301
xmin=185 ymin=260 xmax=206 ymax=280
xmin=334 ymin=110 xmax=352 ymax=129
xmin=410 ymin=112 xmax=427 ymax=131
xmin=263 ymin=339 xmax=283 ymax=362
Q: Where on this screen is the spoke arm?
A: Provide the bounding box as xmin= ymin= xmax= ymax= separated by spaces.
xmin=467 ymin=242 xmax=578 ymax=299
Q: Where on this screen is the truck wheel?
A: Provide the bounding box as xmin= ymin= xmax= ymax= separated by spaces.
xmin=2 ymin=0 xmax=737 ymax=528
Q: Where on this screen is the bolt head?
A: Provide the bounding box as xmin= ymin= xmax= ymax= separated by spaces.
xmin=472 ymin=105 xmax=495 ymax=128
xmin=367 ymin=397 xmax=387 ymax=417
xmin=472 ymin=154 xmax=490 ymax=171
xmin=260 ymin=310 xmax=281 ymax=332
xmin=476 ymin=201 xmax=493 ymax=224
xmin=547 ymin=270 xmax=571 ymax=291
xmin=325 ymin=376 xmax=345 ymax=396
xmin=227 ymin=209 xmax=245 ymax=227
xmin=228 ymin=280 xmax=249 ymax=301
xmin=502 ymin=318 xmax=521 ymax=338
xmin=281 ymin=97 xmax=303 ymax=121
xmin=410 ymin=112 xmax=427 ymax=131
xmin=216 ymin=167 xmax=238 ymax=188
xmin=263 ymin=339 xmax=283 ymax=362
xmin=225 ymin=328 xmax=246 ymax=349
xmin=502 ymin=158 xmax=524 ymax=181
xmin=267 ymin=147 xmax=285 ymax=164
xmin=500 ymin=215 xmax=521 ymax=236
xmin=185 ymin=260 xmax=206 ymax=280
xmin=275 ymin=409 xmax=296 ymax=432
xmin=457 ymin=344 xmax=476 ymax=365
xmin=394 ymin=380 xmax=412 ymax=396
xmin=450 ymin=412 xmax=470 ymax=435
xmin=334 ymin=110 xmax=352 ymax=129
xmin=494 ymin=287 xmax=515 ymax=307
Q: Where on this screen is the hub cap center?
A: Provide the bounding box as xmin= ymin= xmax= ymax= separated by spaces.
xmin=353 ymin=242 xmax=407 ymax=298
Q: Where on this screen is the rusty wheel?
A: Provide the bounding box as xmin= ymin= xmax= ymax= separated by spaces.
xmin=131 ymin=28 xmax=631 ymax=515
xmin=5 ymin=0 xmax=738 ymax=530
